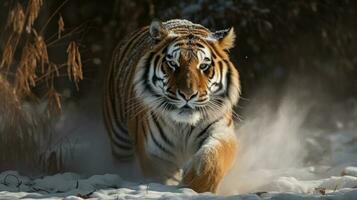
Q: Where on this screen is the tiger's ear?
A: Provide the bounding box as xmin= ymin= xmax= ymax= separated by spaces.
xmin=211 ymin=27 xmax=236 ymax=50
xmin=149 ymin=20 xmax=168 ymax=40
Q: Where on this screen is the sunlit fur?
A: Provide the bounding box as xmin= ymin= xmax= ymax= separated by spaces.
xmin=103 ymin=19 xmax=240 ymax=193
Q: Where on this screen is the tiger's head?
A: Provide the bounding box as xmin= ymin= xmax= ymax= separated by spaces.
xmin=135 ymin=19 xmax=240 ymax=125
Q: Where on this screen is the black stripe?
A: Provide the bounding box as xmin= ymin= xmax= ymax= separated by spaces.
xmin=213 ymin=97 xmax=224 ymax=106
xmin=118 ymin=29 xmax=148 ymax=100
xmin=166 ymin=87 xmax=175 ymax=95
xmin=198 ymin=136 xmax=208 ymax=150
xmin=196 ymin=43 xmax=205 ymax=48
xmin=166 ymin=96 xmax=179 ymax=102
xmin=157 ymin=100 xmax=166 ymax=109
xmin=219 ymin=61 xmax=224 ymax=83
xmin=210 ymin=42 xmax=225 ymax=58
xmin=152 ymin=75 xmax=164 ymax=86
xmin=149 ymin=126 xmax=175 ymax=157
xmin=211 ymin=51 xmax=217 ymax=59
xmin=223 ymin=60 xmax=232 ymax=98
xmin=110 ymin=96 xmax=124 ymax=130
xmin=108 ymin=74 xmax=129 ymax=135
xmin=111 ymin=134 xmax=132 ymax=150
xmin=185 ymin=125 xmax=196 ymax=144
xmin=210 ymin=61 xmax=223 ymax=92
xmin=152 ymin=56 xmax=164 ymax=86
xmin=117 ymin=28 xmax=147 ymax=64
xmin=105 ymin=74 xmax=131 ymax=140
xmin=135 ymin=52 xmax=161 ymax=98
xmin=196 ymin=119 xmax=220 ymax=150
xmin=164 ymin=102 xmax=176 ymax=111
xmin=196 ymin=119 xmax=219 ymax=139
xmin=112 ymin=128 xmax=132 ymax=144
xmin=197 ymin=48 xmax=206 ymax=55
xmin=107 ymin=54 xmax=129 ymax=134
xmin=173 ymin=42 xmax=186 ymax=47
xmin=151 ymin=113 xmax=174 ymax=148
xmin=111 ymin=100 xmax=129 ymax=134
xmin=171 ymin=48 xmax=180 ymax=55
xmin=200 ymin=40 xmax=220 ymax=59
xmin=153 ymin=55 xmax=160 ymax=67
xmin=161 ymin=46 xmax=168 ymax=54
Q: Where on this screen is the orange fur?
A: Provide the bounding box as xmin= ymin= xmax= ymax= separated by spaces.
xmin=104 ymin=19 xmax=240 ymax=193
xmin=182 ymin=137 xmax=237 ymax=193
xmin=218 ymin=28 xmax=236 ymax=50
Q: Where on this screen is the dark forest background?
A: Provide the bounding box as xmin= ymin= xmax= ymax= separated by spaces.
xmin=59 ymin=0 xmax=357 ymax=97
xmin=0 ymin=0 xmax=357 ymax=173
xmin=59 ymin=0 xmax=357 ymax=129
xmin=2 ymin=0 xmax=356 ymax=106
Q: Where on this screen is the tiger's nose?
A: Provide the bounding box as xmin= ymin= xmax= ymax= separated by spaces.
xmin=178 ymin=89 xmax=198 ymax=101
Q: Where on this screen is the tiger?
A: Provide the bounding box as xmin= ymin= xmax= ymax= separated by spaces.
xmin=103 ymin=19 xmax=241 ymax=193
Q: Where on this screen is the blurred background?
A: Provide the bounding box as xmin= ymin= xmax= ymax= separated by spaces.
xmin=0 ymin=0 xmax=357 ymax=186
xmin=60 ymin=0 xmax=357 ymax=99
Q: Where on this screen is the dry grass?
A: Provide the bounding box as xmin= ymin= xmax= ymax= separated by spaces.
xmin=0 ymin=75 xmax=22 ymax=123
xmin=26 ymin=0 xmax=43 ymax=33
xmin=0 ymin=1 xmax=83 ymax=173
xmin=67 ymin=41 xmax=83 ymax=90
xmin=47 ymin=88 xmax=62 ymax=114
xmin=7 ymin=3 xmax=25 ymax=34
xmin=0 ymin=74 xmax=41 ymax=171
xmin=0 ymin=34 xmax=16 ymax=70
xmin=58 ymin=15 xmax=64 ymax=39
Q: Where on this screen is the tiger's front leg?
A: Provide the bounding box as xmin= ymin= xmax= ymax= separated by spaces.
xmin=182 ymin=123 xmax=237 ymax=193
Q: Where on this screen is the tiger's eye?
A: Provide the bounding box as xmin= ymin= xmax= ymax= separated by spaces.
xmin=167 ymin=60 xmax=178 ymax=69
xmin=199 ymin=63 xmax=210 ymax=71
xmin=169 ymin=61 xmax=176 ymax=66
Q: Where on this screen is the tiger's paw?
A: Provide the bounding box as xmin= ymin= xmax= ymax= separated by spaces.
xmin=181 ymin=154 xmax=223 ymax=193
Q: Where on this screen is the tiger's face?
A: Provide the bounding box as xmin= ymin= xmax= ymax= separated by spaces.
xmin=161 ymin=40 xmax=223 ymax=124
xmin=135 ymin=20 xmax=240 ymax=125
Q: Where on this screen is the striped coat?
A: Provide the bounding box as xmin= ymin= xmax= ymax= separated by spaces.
xmin=103 ymin=19 xmax=240 ymax=193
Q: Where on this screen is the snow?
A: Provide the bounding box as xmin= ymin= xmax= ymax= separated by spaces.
xmin=1 ymin=163 xmax=357 ymax=199
xmin=1 ymin=91 xmax=357 ymax=199
xmin=0 ymin=170 xmax=357 ymax=199
xmin=0 ymin=171 xmax=200 ymax=199
xmin=343 ymin=167 xmax=357 ymax=177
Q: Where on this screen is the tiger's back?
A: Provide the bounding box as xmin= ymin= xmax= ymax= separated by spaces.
xmin=103 ymin=26 xmax=149 ymax=158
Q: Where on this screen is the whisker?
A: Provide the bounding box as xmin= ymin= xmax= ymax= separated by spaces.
xmin=210 ymin=98 xmax=243 ymax=122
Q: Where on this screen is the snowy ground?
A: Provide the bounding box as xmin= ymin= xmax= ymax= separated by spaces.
xmin=1 ymin=128 xmax=357 ymax=199
xmin=1 ymin=166 xmax=357 ymax=199
xmin=1 ymin=96 xmax=357 ymax=199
